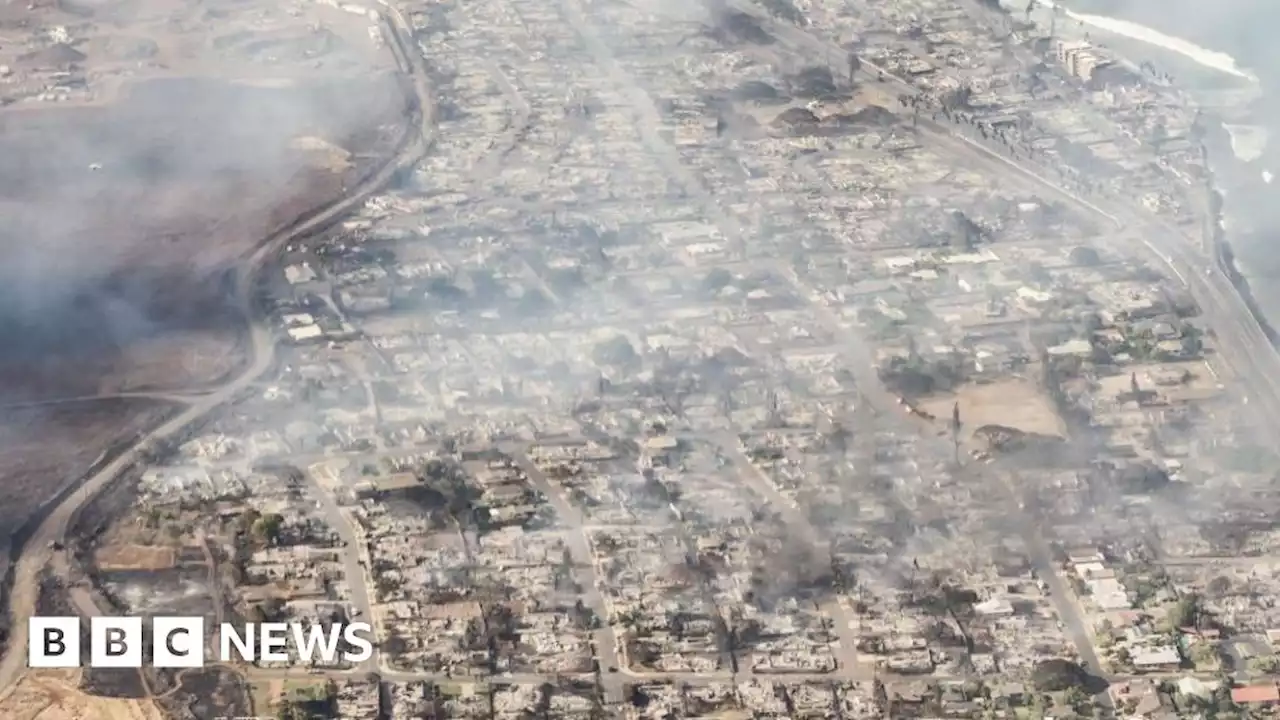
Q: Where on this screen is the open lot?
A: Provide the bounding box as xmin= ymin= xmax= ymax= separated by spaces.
xmin=247 ymin=676 xmax=330 ymax=716
xmin=156 ymin=666 xmax=251 ymax=719
xmin=919 ymin=376 xmax=1067 ymax=440
xmin=0 ymin=400 xmax=175 ymax=553
xmin=0 ymin=400 xmax=176 ymax=643
xmin=0 ymin=669 xmax=164 ymax=720
xmin=0 ymin=73 xmax=405 ymax=400
xmin=94 ymin=544 xmax=178 ymax=572
xmin=0 ymin=0 xmax=407 ymax=402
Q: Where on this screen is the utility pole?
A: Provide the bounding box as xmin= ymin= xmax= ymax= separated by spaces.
xmin=951 ymin=401 xmax=962 ymax=466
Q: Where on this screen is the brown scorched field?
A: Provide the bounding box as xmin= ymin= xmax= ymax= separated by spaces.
xmin=0 ymin=74 xmax=405 ymax=401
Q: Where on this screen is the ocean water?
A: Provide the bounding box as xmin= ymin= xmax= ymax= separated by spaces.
xmin=1023 ymin=0 xmax=1280 ymax=319
xmin=1036 ymin=0 xmax=1257 ymax=80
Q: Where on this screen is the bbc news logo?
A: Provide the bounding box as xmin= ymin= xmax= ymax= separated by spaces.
xmin=29 ymin=616 xmax=375 ymax=668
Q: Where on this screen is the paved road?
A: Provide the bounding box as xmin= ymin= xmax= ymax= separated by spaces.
xmin=0 ymin=321 xmax=278 ymax=696
xmin=0 ymin=3 xmax=435 ymax=699
xmin=818 ymin=16 xmax=1280 ymax=429
xmin=475 ymin=60 xmax=533 ymax=184
xmin=249 ymin=654 xmax=1201 ymax=688
xmin=554 ymin=0 xmax=889 ymax=683
xmin=303 ymin=472 xmax=381 ymax=675
xmin=708 ymin=432 xmax=868 ymax=679
xmin=504 ymin=448 xmax=628 ymax=704
xmin=936 ymin=120 xmax=1280 ymax=425
xmin=245 ymin=662 xmax=853 ymax=686
xmin=625 ymin=4 xmax=1226 ymax=706
xmin=990 ymin=469 xmax=1109 ymax=682
xmin=917 ymin=62 xmax=1268 ymax=714
xmin=728 ymin=5 xmax=1280 ymax=698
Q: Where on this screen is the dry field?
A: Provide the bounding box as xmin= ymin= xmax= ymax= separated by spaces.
xmin=0 ymin=400 xmax=176 ymax=644
xmin=106 ymin=332 xmax=246 ymax=394
xmin=248 ymin=678 xmax=285 ymax=716
xmin=0 ymin=401 xmax=175 ymax=553
xmin=0 ymin=0 xmax=407 ymax=402
xmin=0 ymin=0 xmax=409 ymax=665
xmin=244 ymin=676 xmax=332 ymax=712
xmin=247 ymin=677 xmax=329 ymax=716
xmin=0 ymin=73 xmax=405 ymax=401
xmin=918 ymin=376 xmax=1067 ymax=442
xmin=0 ymin=669 xmax=164 ymax=720
xmin=94 ymin=544 xmax=178 ymax=572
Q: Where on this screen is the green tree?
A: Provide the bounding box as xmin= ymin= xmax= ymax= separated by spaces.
xmin=592 ymin=336 xmax=638 ymax=367
xmin=1191 ymin=642 xmax=1221 ymax=668
xmin=1095 ymin=619 xmax=1116 ymax=648
xmin=701 ymin=268 xmax=733 ymax=293
xmin=1029 ymin=693 xmax=1048 ymax=720
xmin=252 ymin=513 xmax=285 ymax=546
xmin=236 ymin=508 xmax=262 ymax=535
xmin=1252 ymin=655 xmax=1280 ymax=674
xmin=1112 ymin=646 xmax=1132 ymax=671
xmin=1168 ymin=594 xmax=1201 ymax=628
xmin=1063 ymin=687 xmax=1089 ymax=712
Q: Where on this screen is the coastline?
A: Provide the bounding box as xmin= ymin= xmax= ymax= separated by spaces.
xmin=1010 ymin=0 xmax=1280 ymax=348
xmin=1204 ymin=172 xmax=1280 ymax=347
xmin=1201 ymin=120 xmax=1280 ymax=345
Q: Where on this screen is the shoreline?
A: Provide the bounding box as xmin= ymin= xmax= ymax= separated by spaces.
xmin=1210 ymin=195 xmax=1280 ymax=347
xmin=1199 ymin=114 xmax=1280 ymax=345
xmin=1012 ymin=0 xmax=1280 ymax=349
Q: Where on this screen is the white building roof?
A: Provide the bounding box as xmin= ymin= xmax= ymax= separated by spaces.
xmin=1132 ymin=645 xmax=1180 ymax=667
xmin=287 ymin=324 xmax=324 ymax=342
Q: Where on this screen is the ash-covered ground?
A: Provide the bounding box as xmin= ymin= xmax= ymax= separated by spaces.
xmin=0 ymin=74 xmax=405 ymax=401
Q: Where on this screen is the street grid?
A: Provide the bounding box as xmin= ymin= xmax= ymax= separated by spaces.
xmin=3 ymin=0 xmax=1280 ymax=717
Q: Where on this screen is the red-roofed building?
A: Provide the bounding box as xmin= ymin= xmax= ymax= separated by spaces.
xmin=1231 ymin=685 xmax=1280 ymax=705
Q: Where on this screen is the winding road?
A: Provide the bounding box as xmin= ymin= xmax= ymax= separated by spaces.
xmin=4 ymin=0 xmax=1270 ymax=707
xmin=0 ymin=2 xmax=436 ymax=698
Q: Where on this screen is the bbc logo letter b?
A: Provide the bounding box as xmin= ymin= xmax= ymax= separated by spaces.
xmin=91 ymin=617 xmax=143 ymax=668
xmin=29 ymin=617 xmax=80 ymax=668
